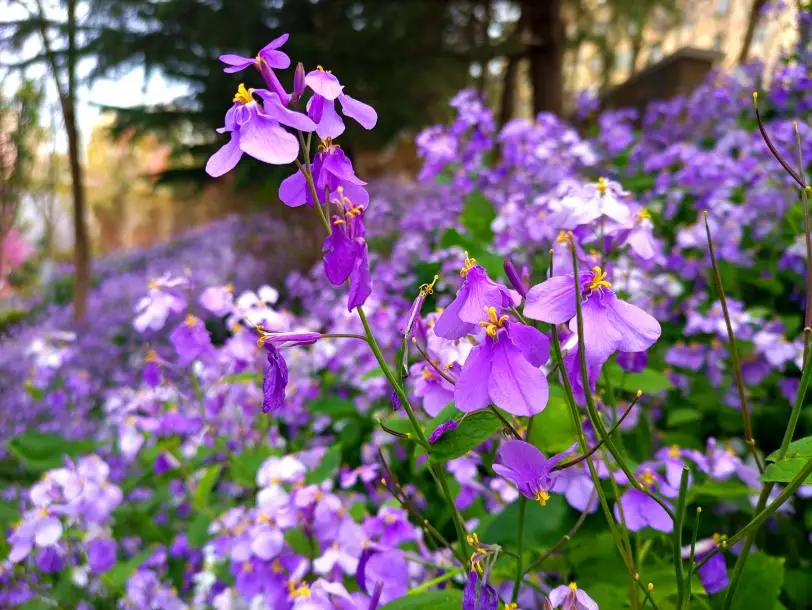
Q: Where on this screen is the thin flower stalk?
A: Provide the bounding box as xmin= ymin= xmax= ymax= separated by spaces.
xmin=683 ymin=507 xmax=702 ymax=610
xmin=672 ymin=467 xmax=690 ymax=608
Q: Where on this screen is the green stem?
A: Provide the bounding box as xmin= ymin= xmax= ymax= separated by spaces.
xmin=407 ymin=567 xmax=464 ymax=595
xmin=718 ymin=331 xmax=812 ymax=607
xmin=511 ymin=415 xmax=534 ymax=601
xmin=673 ymin=467 xmax=690 ymax=608
xmin=699 ymin=458 xmax=812 ymax=574
xmin=683 ymin=506 xmax=702 ymax=610
xmin=297 ymin=133 xmax=331 ymax=234
xmin=703 ymin=212 xmax=762 ymax=471
xmin=567 ymin=237 xmax=675 ymax=521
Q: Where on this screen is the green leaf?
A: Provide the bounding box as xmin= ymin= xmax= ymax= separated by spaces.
xmin=691 ymin=480 xmax=754 ymax=499
xmin=727 ymin=552 xmax=784 ymax=610
xmin=459 ymin=191 xmax=496 ymax=243
xmin=381 ymin=589 xmax=463 ymax=609
xmin=193 ymin=465 xmax=222 ymax=510
xmin=429 ymin=410 xmax=503 ymax=461
xmin=24 ymin=381 xmax=45 ymax=401
xmin=784 ymin=568 xmax=812 ymax=609
xmin=480 ymin=495 xmax=572 ymax=551
xmin=667 ymin=408 xmax=701 ymax=426
xmin=766 ymin=435 xmax=812 ymax=462
xmin=6 ymin=432 xmax=99 ymax=472
xmin=102 ymin=546 xmax=156 ymax=592
xmin=309 ymin=396 xmax=358 ymax=418
xmin=608 ymin=365 xmax=672 ymax=393
xmin=305 ymin=445 xmax=342 ymax=484
xmin=528 ymin=397 xmax=577 ymax=453
xmin=761 ymin=458 xmax=812 ymax=485
xmin=0 ymin=500 xmax=19 ymax=524
xmin=187 ymin=513 xmax=212 ymax=548
xmin=285 ymin=528 xmax=318 ymax=556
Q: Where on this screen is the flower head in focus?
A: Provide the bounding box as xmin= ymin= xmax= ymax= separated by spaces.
xmin=305 ymin=66 xmax=378 ymax=140
xmin=493 ymin=440 xmax=574 ymax=507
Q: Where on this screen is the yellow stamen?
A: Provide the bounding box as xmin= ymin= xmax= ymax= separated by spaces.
xmin=288 ymin=580 xmax=311 ymax=599
xmin=505 ymin=604 xmax=518 ymax=610
xmin=556 ymin=231 xmax=569 ymax=244
xmin=148 ymin=278 xmax=159 ymax=290
xmin=271 ymin=558 xmax=284 ymax=574
xmin=668 ymin=445 xmax=680 ymax=459
xmin=640 ymin=468 xmax=656 ymax=488
xmin=479 ymin=306 xmax=509 ymax=338
xmin=145 ymin=349 xmax=158 ymax=363
xmin=419 ymin=275 xmax=439 ymax=297
xmin=422 ymin=368 xmax=435 ymax=380
xmin=587 ymin=266 xmax=612 ymax=292
xmin=226 ymin=282 xmax=234 ymax=292
xmin=185 ymin=314 xmax=198 ymax=327
xmin=460 ymin=252 xmax=477 ymax=277
xmin=569 ymin=582 xmax=578 ymax=592
xmin=638 ymin=209 xmax=651 ymax=221
xmin=241 ymin=561 xmax=253 ymax=573
xmin=535 ymin=489 xmax=550 ymax=507
xmin=596 ymin=176 xmax=607 ymax=194
xmin=233 ymin=83 xmax=254 ymax=105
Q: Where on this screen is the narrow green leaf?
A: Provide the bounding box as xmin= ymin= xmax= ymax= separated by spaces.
xmin=193 ymin=465 xmax=222 ymax=510
xmin=6 ymin=432 xmax=99 ymax=472
xmin=187 ymin=513 xmax=212 ymax=548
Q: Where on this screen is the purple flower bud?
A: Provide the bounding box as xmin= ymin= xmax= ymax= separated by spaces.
xmin=262 ymin=343 xmax=289 ymax=412
xmin=87 ymin=538 xmax=117 ymax=574
xmin=428 ymin=420 xmax=458 ymax=444
xmin=258 ymin=330 xmax=321 ymax=348
xmin=389 ymin=387 xmax=402 ymax=411
xmin=293 ymin=62 xmax=306 ymax=99
xmin=503 ymin=256 xmax=527 ymax=298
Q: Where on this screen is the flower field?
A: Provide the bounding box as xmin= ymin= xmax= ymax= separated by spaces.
xmin=1 ymin=27 xmax=812 ymax=610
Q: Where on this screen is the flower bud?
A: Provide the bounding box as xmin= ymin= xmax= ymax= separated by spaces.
xmin=293 ymin=62 xmax=306 ymax=99
xmin=503 ymin=256 xmax=527 ymax=298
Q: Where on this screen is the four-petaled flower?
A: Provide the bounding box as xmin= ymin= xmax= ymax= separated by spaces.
xmin=493 ymin=440 xmax=573 ymax=507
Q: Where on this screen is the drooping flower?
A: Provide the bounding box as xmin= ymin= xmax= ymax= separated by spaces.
xmin=462 ymin=570 xmax=499 ymax=610
xmin=546 ymin=582 xmax=598 ymax=610
xmin=262 ymin=343 xmax=289 ymax=413
xmin=524 ymin=265 xmax=660 ymax=393
xmin=622 ymin=209 xmax=660 ymax=260
xmin=305 ymin=67 xmax=378 ymax=139
xmin=322 ymin=188 xmax=371 ymax=310
xmin=218 ymin=33 xmax=292 ymax=103
xmin=434 ymin=257 xmax=520 ymax=340
xmin=279 ymin=143 xmax=369 ymax=208
xmin=454 ymin=308 xmax=550 ymax=416
xmin=493 ymin=440 xmax=572 ymax=506
xmin=428 ymin=419 xmax=458 ymax=444
xmin=206 ymin=83 xmax=315 ymax=177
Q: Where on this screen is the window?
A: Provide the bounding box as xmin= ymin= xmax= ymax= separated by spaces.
xmin=715 ymin=0 xmax=730 ymax=17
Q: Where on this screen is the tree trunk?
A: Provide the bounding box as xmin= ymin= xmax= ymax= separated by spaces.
xmin=522 ymin=0 xmax=565 ymax=115
xmin=498 ymin=54 xmax=520 ymax=126
xmin=738 ymin=0 xmax=768 ymax=64
xmin=66 ymin=0 xmax=90 ymax=322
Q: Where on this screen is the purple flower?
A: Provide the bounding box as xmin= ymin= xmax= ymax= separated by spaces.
xmin=434 ymin=260 xmax=520 ymax=340
xmin=614 ymin=468 xmax=673 ymax=533
xmin=133 ymin=274 xmax=188 ymax=332
xmin=199 ymin=284 xmax=234 ymax=316
xmin=683 ymin=536 xmax=728 ymax=595
xmin=322 ymin=190 xmax=371 ymax=310
xmin=8 ymin=509 xmax=63 ymax=563
xmin=525 ymin=265 xmax=660 ymax=390
xmin=87 ymin=537 xmax=117 ymax=574
xmin=455 ymin=310 xmax=550 ymax=416
xmin=547 ymin=582 xmax=598 ymax=610
xmin=463 ymin=570 xmax=498 ymax=610
xmin=305 ymin=67 xmax=378 ymax=139
xmin=493 ymin=440 xmax=571 ymax=506
xmin=428 ymin=419 xmax=458 ymax=444
xmin=279 ymin=144 xmax=369 ymax=208
xmin=206 ymin=83 xmax=316 ymax=177
xmin=412 ymin=361 xmax=455 ymax=416
xmin=169 ymin=314 xmax=213 ymax=366
xmin=617 ymin=350 xmax=647 ymax=373
xmin=219 ymin=33 xmax=292 ymax=103
xmin=35 ymin=546 xmax=65 ymax=573
xmin=262 ymin=344 xmax=289 ymax=413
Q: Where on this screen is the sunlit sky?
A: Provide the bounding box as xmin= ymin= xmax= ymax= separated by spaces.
xmin=1 ymin=2 xmax=189 ymax=154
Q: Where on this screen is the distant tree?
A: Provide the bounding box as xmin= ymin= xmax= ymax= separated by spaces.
xmin=1 ymin=0 xmax=91 ymax=321
xmin=738 ymin=0 xmax=769 ymax=64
